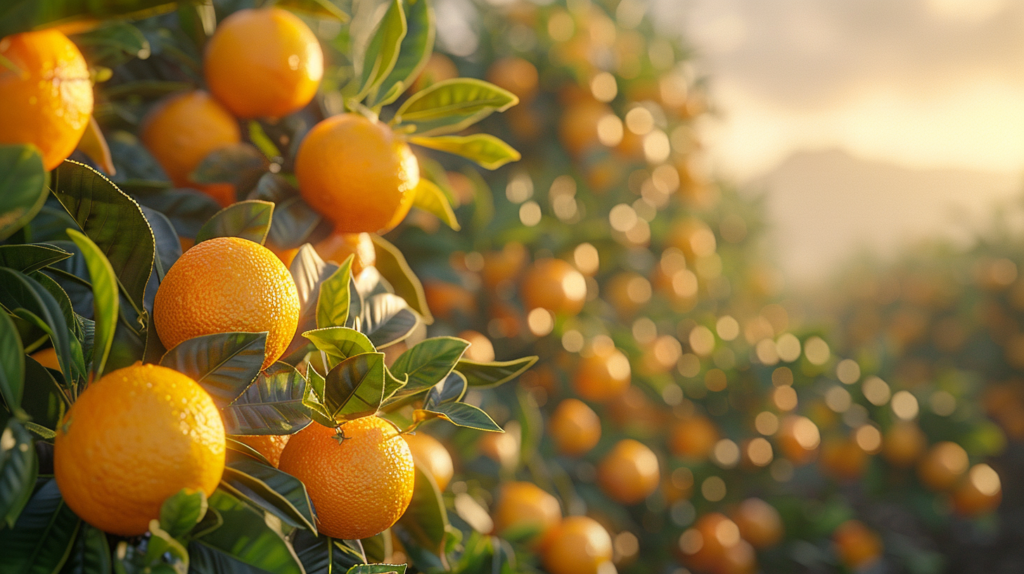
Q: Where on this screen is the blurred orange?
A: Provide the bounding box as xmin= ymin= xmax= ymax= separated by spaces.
xmin=669 ymin=415 xmax=719 ymax=461
xmin=521 ymin=258 xmax=587 ymax=316
xmin=403 ymin=432 xmax=454 ymax=491
xmin=492 ymin=481 xmax=561 ymax=545
xmin=776 ymin=416 xmax=820 ymax=465
xmin=833 ymin=520 xmax=883 ymax=570
xmin=482 ymin=242 xmax=528 ymax=288
xmin=597 ymin=439 xmax=660 ymax=504
xmin=314 ymin=231 xmax=376 ymax=274
xmin=459 ymin=330 xmax=496 ymax=363
xmin=486 ymin=57 xmax=539 ymax=103
xmin=542 ymin=516 xmax=613 ymax=574
xmin=423 ymin=281 xmax=477 ymax=320
xmin=882 ymin=421 xmax=926 ymax=467
xmin=731 ymin=498 xmax=783 ymax=550
xmin=572 ymin=345 xmax=631 ymax=402
xmin=917 ymin=442 xmax=968 ymax=492
xmin=549 ymin=399 xmax=601 ymax=456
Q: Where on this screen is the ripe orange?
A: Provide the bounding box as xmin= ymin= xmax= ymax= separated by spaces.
xmin=882 ymin=421 xmax=926 ymax=467
xmin=204 ymin=7 xmax=324 ymax=119
xmin=237 ymin=435 xmax=290 ymax=468
xmin=669 ymin=415 xmax=719 ymax=461
xmin=731 ymin=498 xmax=783 ymax=549
xmin=952 ymin=463 xmax=1002 ymax=516
xmin=716 ymin=540 xmax=757 ymax=574
xmin=819 ymin=435 xmax=868 ymax=480
xmin=558 ymin=99 xmax=614 ymax=156
xmin=0 ymin=30 xmax=93 ymax=170
xmin=153 ymin=237 xmax=300 ymax=370
xmin=486 ymin=57 xmax=539 ymax=103
xmin=832 ymin=520 xmax=883 ymax=569
xmin=30 ymin=347 xmax=61 ymax=371
xmin=597 ymin=439 xmax=660 ymax=504
xmin=549 ymin=398 xmax=601 ymax=456
xmin=141 ymin=90 xmax=241 ymax=206
xmin=479 ymin=430 xmax=519 ymax=471
xmin=458 ymin=330 xmax=496 ymax=363
xmin=412 ymin=53 xmax=458 ymax=92
xmin=278 ymin=417 xmax=415 ymax=540
xmin=423 ymin=280 xmax=478 ymax=320
xmin=776 ymin=415 xmax=820 ymax=465
xmin=572 ymin=345 xmax=631 ymax=402
xmin=542 ymin=516 xmax=613 ymax=574
xmin=403 ymin=432 xmax=454 ymax=491
xmin=521 ymin=258 xmax=588 ymax=316
xmin=482 ymin=242 xmax=529 ymax=288
xmin=296 ymin=114 xmax=419 ymax=234
xmin=678 ymin=513 xmax=744 ymax=573
xmin=54 ymin=363 xmax=225 ymax=536
xmin=314 ymin=231 xmax=376 ymax=274
xmin=917 ymin=441 xmax=968 ymax=491
xmin=492 ymin=481 xmax=561 ymax=543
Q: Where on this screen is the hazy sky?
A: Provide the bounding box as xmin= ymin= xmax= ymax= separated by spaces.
xmin=660 ymin=0 xmax=1024 ymax=180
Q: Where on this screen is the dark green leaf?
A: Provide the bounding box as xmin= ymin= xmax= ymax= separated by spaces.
xmin=107 ymin=131 xmax=168 ymax=182
xmin=159 ymin=332 xmax=268 ymax=407
xmin=251 ymin=174 xmax=321 ymax=250
xmin=287 ymin=245 xmax=339 ymax=358
xmin=71 ymin=21 xmax=150 ymax=68
xmin=0 ymin=244 xmax=71 ymax=274
xmin=410 ymin=134 xmax=520 ymax=170
xmin=382 ymin=367 xmax=407 ymax=402
xmin=423 ymin=371 xmax=467 ymax=410
xmin=396 ymin=467 xmax=448 ymax=562
xmin=355 ymin=294 xmax=418 ymax=349
xmin=59 ymin=524 xmax=111 ymax=574
xmin=348 ymin=565 xmax=407 ymax=574
xmin=0 ymin=144 xmax=47 ymax=242
xmin=190 ymin=144 xmax=268 ymax=189
xmin=190 ymin=490 xmax=303 ymax=574
xmin=66 ymin=230 xmax=119 ymax=380
xmin=225 ymin=438 xmax=272 ymax=467
xmin=410 ymin=179 xmax=459 ymax=230
xmin=418 ymin=401 xmax=502 ymax=432
xmin=456 ymin=356 xmax=538 ymax=389
xmin=131 ymin=188 xmax=221 ymax=239
xmin=0 ymin=419 xmax=37 ymax=529
xmin=20 ymin=356 xmax=69 ymax=431
xmin=0 ymin=480 xmax=81 ymax=574
xmin=0 ymin=1 xmax=178 ymax=37
xmin=195 ymin=200 xmax=274 ymax=245
xmin=221 ymin=459 xmax=316 ymax=533
xmin=371 ymin=235 xmax=432 ymax=323
xmin=140 ymin=206 xmax=182 ymax=278
xmin=357 ymin=0 xmax=407 ymax=101
xmin=317 ymin=256 xmax=354 ymax=329
xmin=373 ymin=0 xmax=434 ymax=107
xmin=0 ymin=269 xmax=82 ymax=382
xmin=159 ymin=488 xmax=208 ymax=539
xmin=389 ymin=337 xmax=468 ymax=397
xmin=292 ymin=530 xmax=363 ymax=574
xmin=324 ymin=352 xmax=386 ymax=421
xmin=223 ymin=362 xmax=312 ymax=435
xmin=0 ymin=312 xmax=25 ymax=411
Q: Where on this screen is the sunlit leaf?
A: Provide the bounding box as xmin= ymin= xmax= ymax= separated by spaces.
xmin=0 ymin=144 xmax=47 ymax=242
xmin=389 ymin=337 xmax=469 ymax=398
xmin=66 ymin=229 xmax=118 ymax=379
xmin=371 ymin=235 xmax=432 ymax=323
xmin=195 ymin=200 xmax=274 ymax=245
xmin=159 ymin=488 xmax=208 ymax=538
xmin=372 ymin=0 xmax=433 ymax=107
xmin=0 ymin=244 xmax=71 ymax=274
xmin=160 ymin=332 xmax=268 ymax=407
xmin=410 ymin=134 xmax=521 ymax=170
xmin=415 ymin=402 xmax=502 ymax=432
xmin=0 ymin=419 xmax=37 ymax=529
xmin=317 ymin=255 xmax=354 ymax=329
xmin=456 ymin=356 xmax=538 ymax=388
xmin=323 ymin=352 xmax=386 ymax=421
xmin=357 ymin=0 xmax=407 ymax=101
xmin=411 ymin=179 xmax=459 ymax=230
xmin=189 ymin=490 xmax=303 ymax=574
xmin=221 ymin=459 xmax=317 ymax=533
xmin=222 ymin=362 xmax=312 ymax=435
xmin=354 ymin=293 xmax=418 ymax=349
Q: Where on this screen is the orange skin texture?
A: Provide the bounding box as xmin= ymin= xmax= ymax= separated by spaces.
xmin=572 ymin=346 xmax=631 ymax=402
xmin=669 ymin=415 xmax=719 ymax=460
xmin=403 ymin=432 xmax=454 ymax=491
xmin=54 ymin=363 xmax=225 ymax=536
xmin=237 ymin=434 xmax=290 ymax=468
xmin=314 ymin=231 xmax=376 ymax=274
xmin=486 ymin=57 xmax=539 ymax=103
xmin=549 ymin=398 xmax=601 ymax=456
xmin=141 ymin=91 xmax=241 ymax=206
xmin=597 ymin=439 xmax=660 ymax=504
xmin=204 ymin=8 xmax=324 ymax=119
xmin=542 ymin=516 xmax=613 ymax=574
xmin=731 ymin=498 xmax=784 ymax=549
xmin=492 ymin=481 xmax=561 ymax=544
xmin=153 ymin=237 xmax=300 ymax=370
xmin=0 ymin=30 xmax=93 ymax=170
xmin=833 ymin=520 xmax=883 ymax=569
xmin=521 ymin=259 xmax=587 ymax=315
xmin=296 ymin=114 xmax=419 ymax=234
xmin=279 ymin=417 xmax=415 ymax=540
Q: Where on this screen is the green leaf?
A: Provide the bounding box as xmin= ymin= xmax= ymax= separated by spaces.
xmin=140 ymin=206 xmax=182 ymax=280
xmin=324 ymin=352 xmax=387 ymax=421
xmin=71 ymin=21 xmax=150 ymax=68
xmin=144 ymin=521 xmax=189 ymax=572
xmin=382 ymin=367 xmax=407 ymax=402
xmin=195 ymin=200 xmax=274 ymax=245
xmin=373 ymin=0 xmax=434 ymax=107
xmin=51 ymin=161 xmax=155 ymax=312
xmin=0 ymin=244 xmax=72 ymax=274
xmin=160 ymin=332 xmax=268 ymax=408
xmin=221 ymin=459 xmax=317 ymax=533
xmin=317 ymin=256 xmax=354 ymax=329
xmin=389 ymin=337 xmax=469 ymax=397
xmin=348 ymin=565 xmax=408 ymax=574
xmin=303 ymin=327 xmax=376 ymax=369
xmin=287 ymin=245 xmax=340 ymax=358
xmin=411 ymin=179 xmax=460 ymax=230
xmin=59 ymin=524 xmax=111 ymax=574
xmin=222 ymin=362 xmax=312 ymax=435
xmin=357 ymin=0 xmax=407 ymax=102
xmin=394 ymin=79 xmax=518 ymax=135
xmin=0 ymin=144 xmax=47 ymax=242
xmin=225 ymin=438 xmax=272 ymax=467
xmin=190 ymin=490 xmax=303 ymax=574
xmin=456 ymin=356 xmax=538 ymax=388
xmin=0 ymin=480 xmax=81 ymax=574
xmin=251 ymin=174 xmax=321 ymax=250
xmin=396 ymin=467 xmax=448 ymax=563
xmin=355 ymin=294 xmax=419 ymax=348
xmin=190 ymin=143 xmax=269 ymax=189
xmin=66 ymin=229 xmax=119 ymax=380
xmin=418 ymin=401 xmax=502 ymax=432
xmin=159 ymin=489 xmax=208 ymax=539
xmin=0 ymin=269 xmax=82 ymax=383
xmin=292 ymin=531 xmax=363 ymax=574
xmin=0 ymin=1 xmax=179 ymax=37
xmin=410 ymin=134 xmax=521 ymax=170
xmin=0 ymin=419 xmax=37 ymax=529
xmin=423 ymin=371 xmax=467 ymax=409
xmin=20 ymin=357 xmax=69 ymax=431
xmin=371 ymin=235 xmax=432 ymax=323
xmin=277 ymin=0 xmax=349 ymax=21
xmin=0 ymin=312 xmax=25 ymax=412
xmin=131 ymin=188 xmax=221 ymax=240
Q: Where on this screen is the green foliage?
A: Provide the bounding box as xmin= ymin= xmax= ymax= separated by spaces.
xmin=159 ymin=332 xmax=267 ymax=407
xmin=393 ymin=79 xmax=518 ymax=136
xmin=221 ymin=459 xmax=317 ymax=533
xmin=0 ymin=419 xmax=37 ymax=529
xmin=65 ymin=230 xmax=118 ymax=380
xmin=194 ymin=200 xmax=274 ymax=245
xmin=0 ymin=145 xmax=47 ymax=242
xmin=0 ymin=480 xmax=81 ymax=574
xmin=410 ymin=134 xmax=520 ymax=170
xmin=412 ymin=179 xmax=460 ymax=231
xmin=317 ymin=255 xmax=355 ymax=329
xmin=159 ymin=489 xmax=208 ymax=539
xmin=222 ymin=362 xmax=312 ymax=435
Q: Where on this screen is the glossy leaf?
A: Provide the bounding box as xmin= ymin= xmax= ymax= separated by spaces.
xmin=455 ymin=356 xmax=538 ymax=389
xmin=382 ymin=367 xmax=408 ymax=402
xmin=225 ymin=438 xmax=272 ymax=467
xmin=287 ymin=245 xmax=340 ymax=357
xmin=389 ymin=337 xmax=469 ymax=397
xmin=59 ymin=524 xmax=111 ymax=574
xmin=0 ymin=244 xmax=72 ymax=273
xmin=0 ymin=480 xmax=81 ymax=574
xmin=415 ymin=402 xmax=503 ymax=432
xmin=410 ymin=134 xmax=521 ymax=170
xmin=0 ymin=269 xmax=81 ymax=383
xmin=221 ymin=459 xmax=316 ymax=533
xmin=195 ymin=200 xmax=274 ymax=245
xmin=190 ymin=490 xmax=303 ymax=574
xmin=140 ymin=206 xmax=182 ymax=279
xmin=348 ymin=565 xmax=408 ymax=574
xmin=131 ymin=188 xmax=221 ymax=239
xmin=66 ymin=229 xmax=119 ymax=380
xmin=0 ymin=419 xmax=37 ymax=529
xmin=222 ymin=362 xmax=312 ymax=435
xmin=0 ymin=144 xmax=47 ymax=242
xmin=411 ymin=179 xmax=459 ymax=230
xmin=355 ymin=293 xmax=418 ymax=348
xmin=324 ymin=352 xmax=386 ymax=421
xmin=423 ymin=371 xmax=467 ymax=410
xmin=374 ymin=0 xmax=434 ymax=107
xmin=303 ymin=327 xmax=376 ymax=369
xmin=357 ymin=0 xmax=407 ymax=101
xmin=292 ymin=530 xmax=364 ymax=574
xmin=251 ymin=174 xmax=321 ymax=250
xmin=159 ymin=488 xmax=208 ymax=538
xmin=278 ymin=0 xmax=348 ymax=21
xmin=0 ymin=312 xmax=24 ymax=411
xmin=396 ymin=467 xmax=448 ymax=564
xmin=20 ymin=357 xmax=69 ymax=431
xmin=371 ymin=235 xmax=432 ymax=323
xmin=317 ymin=255 xmax=354 ymax=329
xmin=190 ymin=143 xmax=268 ymax=188
xmin=395 ymin=79 xmax=518 ymax=135
xmin=160 ymin=332 xmax=268 ymax=408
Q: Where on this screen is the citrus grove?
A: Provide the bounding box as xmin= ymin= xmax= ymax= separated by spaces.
xmin=0 ymin=2 xmax=1014 ymax=574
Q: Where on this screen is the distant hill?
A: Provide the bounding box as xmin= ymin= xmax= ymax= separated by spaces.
xmin=747 ymin=148 xmax=1024 ymax=285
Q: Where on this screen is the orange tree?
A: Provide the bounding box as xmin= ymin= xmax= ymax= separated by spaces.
xmin=0 ymin=0 xmax=538 ymax=573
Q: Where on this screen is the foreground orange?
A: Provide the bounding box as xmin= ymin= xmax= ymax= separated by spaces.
xmin=154 ymin=237 xmax=300 ymax=369
xmin=204 ymin=7 xmax=324 ymax=119
xmin=278 ymin=417 xmax=415 ymax=539
xmin=54 ymin=363 xmax=225 ymax=536
xmin=0 ymin=30 xmax=93 ymax=170
xmin=296 ymin=114 xmax=419 ymax=233
xmin=542 ymin=516 xmax=613 ymax=574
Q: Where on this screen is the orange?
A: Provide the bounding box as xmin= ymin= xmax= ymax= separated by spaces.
xmin=204 ymin=7 xmax=324 ymax=119
xmin=482 ymin=242 xmax=529 ymax=288
xmin=605 ymin=272 xmax=650 ymax=316
xmin=141 ymin=90 xmax=241 ymax=206
xmin=423 ymin=280 xmax=477 ymax=320
xmin=479 ymin=431 xmax=519 ymax=471
xmin=819 ymin=435 xmax=868 ymax=480
xmin=0 ymin=30 xmax=92 ymax=170
xmin=314 ymin=231 xmax=376 ymax=274
xmin=717 ymin=540 xmax=757 ymax=574
xmin=832 ymin=520 xmax=882 ymax=569
xmin=458 ymin=330 xmax=495 ymax=363
xmin=153 ymin=237 xmax=300 ymax=370
xmin=952 ymin=463 xmax=1002 ymax=516
xmin=731 ymin=498 xmax=783 ymax=549
xmin=412 ymin=53 xmax=458 ymax=92
xmin=296 ymin=114 xmax=418 ymax=234
xmin=237 ymin=435 xmax=290 ymax=468
xmin=917 ymin=441 xmax=968 ymax=491
xmin=30 ymin=347 xmax=61 ymax=371
xmin=597 ymin=439 xmax=660 ymax=504
xmin=572 ymin=345 xmax=631 ymax=402
xmin=558 ymin=99 xmax=614 ymax=157
xmin=403 ymin=432 xmax=454 ymax=491
xmin=521 ymin=258 xmax=587 ymax=315
xmin=278 ymin=417 xmax=415 ymax=540
xmin=486 ymin=57 xmax=539 ymax=103
xmin=549 ymin=398 xmax=601 ymax=456
xmin=669 ymin=415 xmax=719 ymax=461
xmin=542 ymin=516 xmax=612 ymax=574
xmin=268 ymin=245 xmax=300 ymax=268
xmin=492 ymin=481 xmax=561 ymax=544
xmin=678 ymin=513 xmax=744 ymax=573
xmin=882 ymin=421 xmax=926 ymax=467
xmin=54 ymin=363 xmax=225 ymax=536
xmin=776 ymin=415 xmax=820 ymax=465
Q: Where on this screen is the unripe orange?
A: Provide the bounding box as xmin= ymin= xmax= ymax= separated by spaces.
xmin=597 ymin=439 xmax=660 ymax=504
